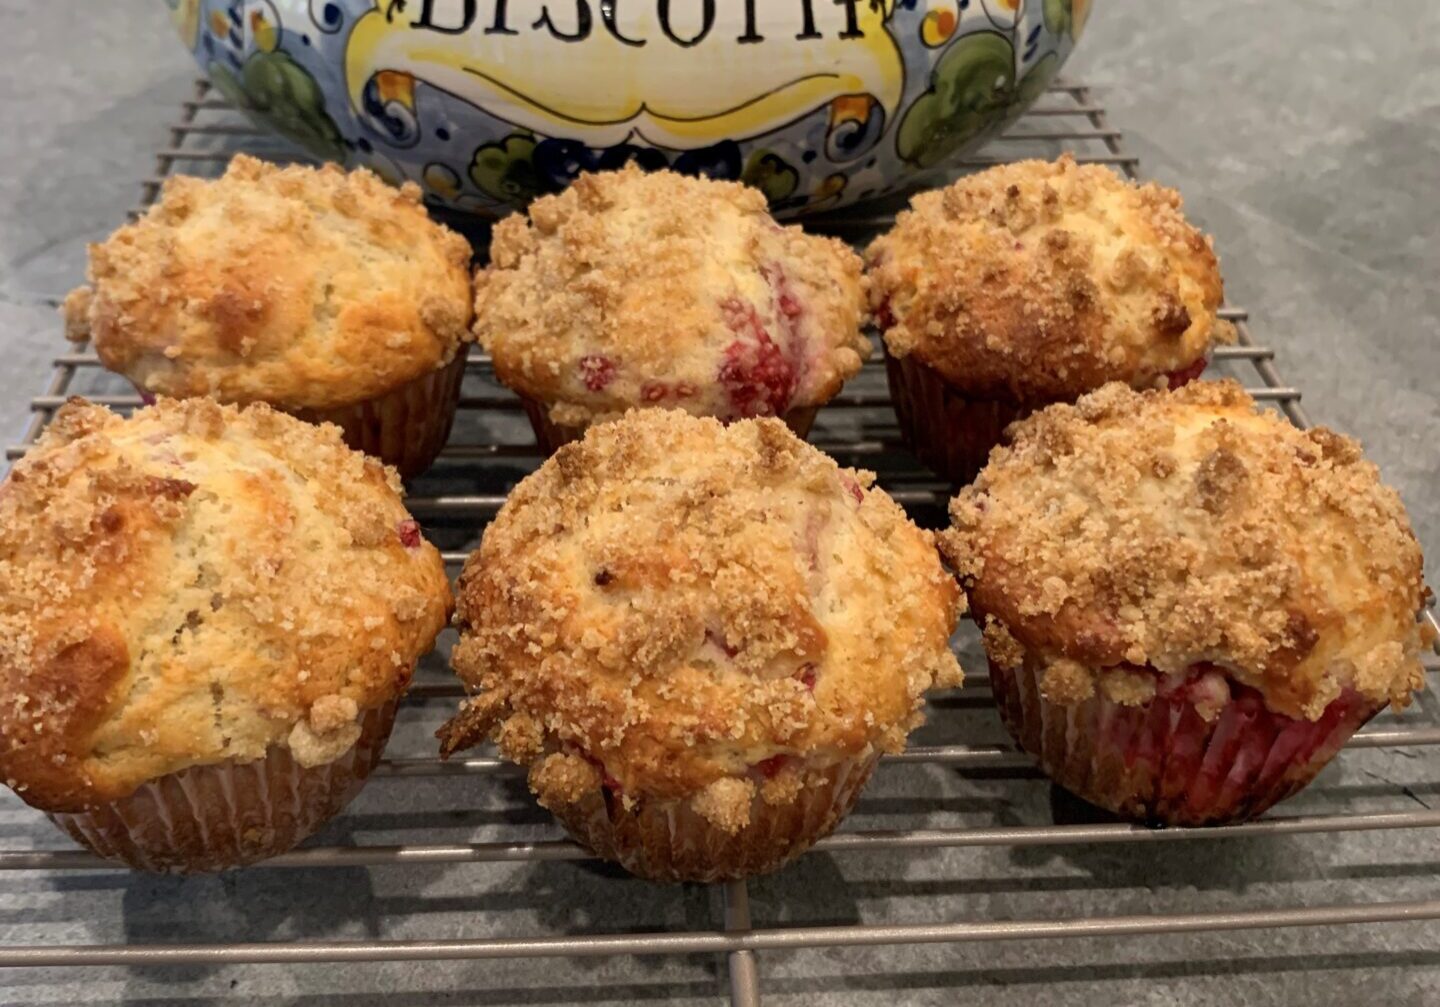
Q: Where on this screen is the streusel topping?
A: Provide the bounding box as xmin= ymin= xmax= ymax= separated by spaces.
xmin=442 ymin=410 xmax=962 ymax=833
xmin=63 ymin=155 xmax=474 ymax=410
xmin=942 ymin=380 xmax=1428 ymax=719
xmin=867 ymin=155 xmax=1234 ymax=402
xmin=0 ymin=398 xmax=451 ymax=811
xmin=475 ymin=165 xmax=870 ymax=427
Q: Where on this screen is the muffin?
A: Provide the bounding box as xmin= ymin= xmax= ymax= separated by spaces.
xmin=61 ymin=155 xmax=475 ymax=478
xmin=867 ymin=154 xmax=1235 ymax=486
xmin=439 ymin=409 xmax=963 ymax=881
xmin=941 ymin=380 xmax=1429 ymax=826
xmin=0 ymin=397 xmax=451 ymax=871
xmin=474 ymin=165 xmax=870 ymax=453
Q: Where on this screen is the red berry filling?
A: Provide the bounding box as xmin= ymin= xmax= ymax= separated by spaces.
xmin=720 ymin=296 xmax=761 ymax=335
xmin=992 ymin=657 xmax=1376 ymax=823
xmin=1101 ymin=663 xmax=1366 ymax=811
xmin=764 ymin=262 xmax=809 ymax=390
xmin=839 ymin=474 xmax=864 ymax=505
xmin=797 ymin=665 xmax=817 ymax=692
xmin=706 ymin=628 xmax=740 ymax=658
xmin=874 ymin=297 xmax=896 ymax=331
xmin=717 ymin=264 xmax=808 ymax=420
xmin=577 ymin=751 xmax=623 ymax=794
xmin=396 ymin=520 xmax=422 ymax=549
xmin=753 ymin=754 xmax=789 ymax=779
xmin=763 ymin=262 xmax=805 ymax=323
xmin=578 ymin=354 xmax=617 ymax=392
xmin=719 ymin=322 xmax=797 ymax=418
xmin=1165 ymin=357 xmax=1208 ymax=390
xmin=634 ymin=381 xmax=697 ymax=402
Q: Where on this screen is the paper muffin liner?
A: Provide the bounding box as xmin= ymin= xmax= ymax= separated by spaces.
xmin=548 ymin=752 xmax=878 ymax=882
xmin=989 ymin=658 xmax=1381 ymax=826
xmin=883 ymin=349 xmax=1029 ymax=489
xmin=883 ymin=345 xmax=1213 ymax=489
xmin=519 ymin=396 xmax=820 ymax=456
xmin=48 ymin=699 xmax=398 ymax=873
xmin=132 ymin=349 xmax=468 ymax=478
xmin=294 ymin=345 xmax=470 ymax=479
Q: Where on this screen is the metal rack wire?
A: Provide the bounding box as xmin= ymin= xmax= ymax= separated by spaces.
xmin=3 ymin=80 xmax=1438 ymax=1005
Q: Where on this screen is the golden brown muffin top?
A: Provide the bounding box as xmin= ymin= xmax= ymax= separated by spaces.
xmin=867 ymin=155 xmax=1234 ymax=403
xmin=475 ymin=165 xmax=870 ymax=428
xmin=441 ymin=410 xmax=962 ymax=834
xmin=0 ymin=398 xmax=452 ymax=812
xmin=63 ymin=155 xmax=474 ymax=411
xmin=942 ymin=381 xmax=1428 ymax=720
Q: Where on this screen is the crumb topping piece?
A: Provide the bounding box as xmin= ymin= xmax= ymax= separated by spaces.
xmin=441 ymin=410 xmax=962 ymax=832
xmin=0 ymin=398 xmax=452 ymax=811
xmin=63 ymin=155 xmax=474 ymax=411
xmin=867 ymin=155 xmax=1234 ymax=402
xmin=475 ymin=165 xmax=870 ymax=427
xmin=943 ymin=380 xmax=1428 ymax=720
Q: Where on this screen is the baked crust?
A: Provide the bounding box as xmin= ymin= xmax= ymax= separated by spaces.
xmin=0 ymin=398 xmax=452 ymax=811
xmin=442 ymin=410 xmax=963 ymax=832
xmin=474 ymin=165 xmax=870 ymax=427
xmin=941 ymin=380 xmax=1429 ymax=719
xmin=63 ymin=155 xmax=474 ymax=411
xmin=867 ymin=155 xmax=1234 ymax=402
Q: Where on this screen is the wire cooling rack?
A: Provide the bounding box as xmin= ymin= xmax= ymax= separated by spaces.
xmin=3 ymin=80 xmax=1439 ymax=1006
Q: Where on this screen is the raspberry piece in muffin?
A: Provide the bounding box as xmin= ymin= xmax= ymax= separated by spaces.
xmin=867 ymin=154 xmax=1235 ymax=486
xmin=396 ymin=519 xmax=423 ymax=549
xmin=718 ymin=314 xmax=798 ymax=418
xmin=1165 ymin=355 xmax=1210 ymax=390
xmin=578 ymin=354 xmax=617 ymax=392
xmin=474 ymin=164 xmax=870 ymax=453
xmin=942 ymin=380 xmax=1429 ymax=826
xmin=439 ymin=410 xmax=963 ymax=881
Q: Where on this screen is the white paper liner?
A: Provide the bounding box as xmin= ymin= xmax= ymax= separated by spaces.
xmin=991 ymin=657 xmax=1381 ymax=826
xmin=295 ymin=346 xmax=470 ymax=478
xmin=48 ymin=699 xmax=397 ymax=873
xmin=884 ymin=348 xmax=1028 ymax=489
xmin=548 ymin=752 xmax=878 ymax=883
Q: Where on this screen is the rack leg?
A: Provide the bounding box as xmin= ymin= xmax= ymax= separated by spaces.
xmin=723 ymin=879 xmax=762 ymax=1007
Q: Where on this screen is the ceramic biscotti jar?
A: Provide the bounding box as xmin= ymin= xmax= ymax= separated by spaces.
xmin=62 ymin=155 xmax=474 ymax=478
xmin=474 ymin=165 xmax=870 ymax=452
xmin=942 ymin=380 xmax=1430 ymax=826
xmin=439 ymin=409 xmax=964 ymax=881
xmin=0 ymin=397 xmax=451 ymax=871
xmin=165 ymin=0 xmax=1090 ymax=217
xmin=867 ymin=154 xmax=1233 ymax=486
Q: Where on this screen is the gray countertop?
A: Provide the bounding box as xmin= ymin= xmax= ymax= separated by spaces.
xmin=2 ymin=2 xmax=1438 ymax=1005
